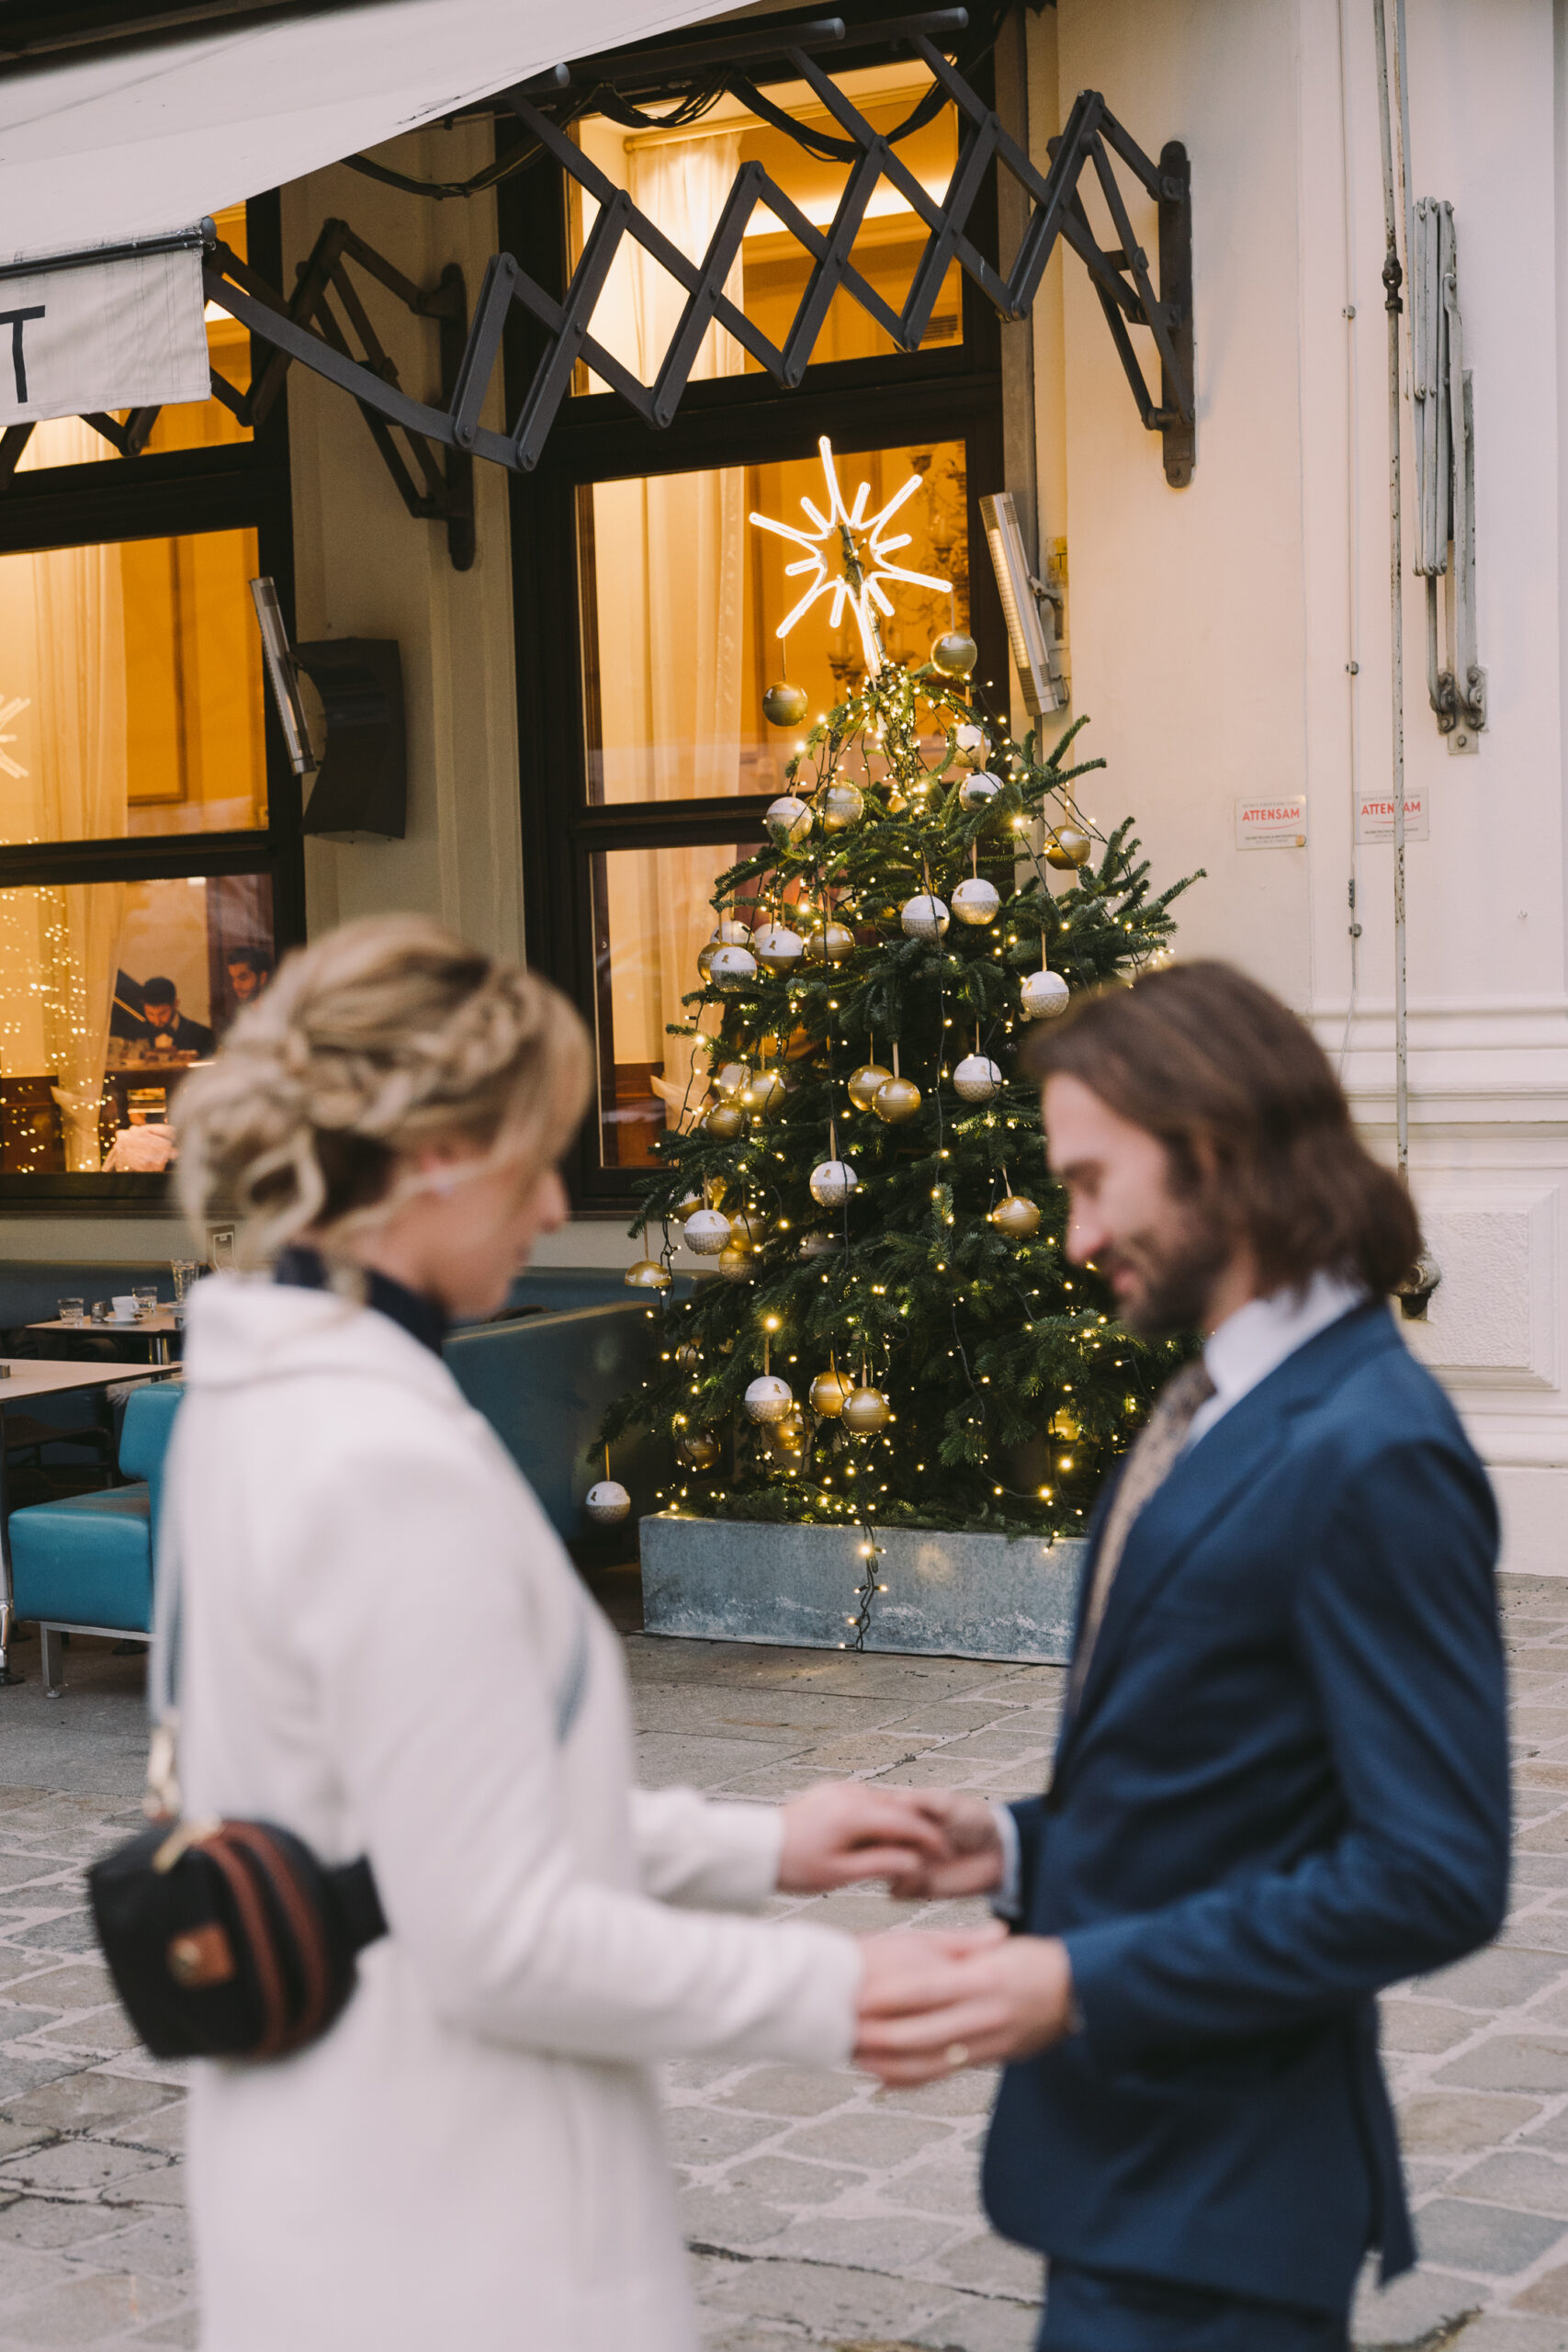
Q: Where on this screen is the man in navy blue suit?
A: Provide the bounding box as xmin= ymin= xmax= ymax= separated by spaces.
xmin=858 ymin=960 xmax=1510 ymax=2351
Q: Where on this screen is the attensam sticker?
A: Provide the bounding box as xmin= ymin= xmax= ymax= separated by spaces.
xmin=1356 ymin=790 xmax=1428 ymax=843
xmin=1235 ymin=794 xmax=1307 ymax=849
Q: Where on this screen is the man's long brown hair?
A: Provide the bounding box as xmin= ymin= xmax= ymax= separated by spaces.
xmin=1021 ymin=959 xmax=1421 ymax=1295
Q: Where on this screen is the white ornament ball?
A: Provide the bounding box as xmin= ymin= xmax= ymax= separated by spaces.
xmin=585 ymin=1480 xmax=631 ymax=1525
xmin=958 ymin=770 xmax=1002 ymax=811
xmin=900 ymin=893 xmax=951 ymax=941
xmin=682 ymin=1207 xmax=732 ymax=1256
xmin=744 ymin=1374 xmax=794 ymax=1424
xmin=753 ymin=922 xmax=805 ymax=972
xmin=952 ymin=1053 xmax=1003 ymax=1102
xmin=708 ymin=944 xmax=758 ymax=989
xmin=809 ymin=1159 xmax=859 ymax=1208
xmin=715 ymin=919 xmax=750 ymax=944
xmin=820 ymin=782 xmax=865 ymax=831
xmin=798 ymin=1231 xmax=840 ymax=1259
xmin=954 ymin=722 xmax=988 ymax=768
xmin=951 ymin=876 xmax=1001 ymax=927
xmin=765 ymin=795 xmax=813 ymax=848
xmin=1021 ymin=967 xmax=1071 ymax=1021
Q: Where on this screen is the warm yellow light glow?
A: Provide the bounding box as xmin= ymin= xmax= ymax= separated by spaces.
xmin=750 ymin=435 xmax=950 ymax=673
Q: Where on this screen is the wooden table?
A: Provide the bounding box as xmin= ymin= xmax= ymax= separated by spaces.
xmin=0 ymin=1360 xmax=162 ymax=1684
xmin=28 ymin=1313 xmax=181 ymax=1367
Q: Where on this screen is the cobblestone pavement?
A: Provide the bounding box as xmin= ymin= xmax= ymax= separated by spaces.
xmin=4 ymin=1574 xmax=1568 ymax=2348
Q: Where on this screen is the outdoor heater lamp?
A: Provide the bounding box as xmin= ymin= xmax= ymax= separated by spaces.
xmin=249 ymin=575 xmax=317 ymax=775
xmin=980 ymin=491 xmax=1064 ymax=719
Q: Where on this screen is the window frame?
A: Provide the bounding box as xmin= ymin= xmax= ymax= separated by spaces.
xmin=502 ymin=54 xmax=1010 ymax=1214
xmin=0 ymin=191 xmax=303 ymax=1210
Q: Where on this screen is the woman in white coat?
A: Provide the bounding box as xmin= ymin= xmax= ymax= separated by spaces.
xmin=167 ymin=916 xmax=984 ymax=2352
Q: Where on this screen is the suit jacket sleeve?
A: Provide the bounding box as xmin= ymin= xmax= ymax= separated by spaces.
xmin=1063 ymin=1435 xmax=1509 ymax=2067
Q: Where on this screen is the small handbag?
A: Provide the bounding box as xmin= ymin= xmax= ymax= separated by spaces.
xmin=86 ymin=1516 xmax=389 ymax=2064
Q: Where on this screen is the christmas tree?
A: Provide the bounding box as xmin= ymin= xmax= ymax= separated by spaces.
xmin=600 ymin=443 xmax=1196 ymax=1550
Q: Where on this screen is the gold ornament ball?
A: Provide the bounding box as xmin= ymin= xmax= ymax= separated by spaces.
xmin=670 ymin=1189 xmax=703 ymax=1223
xmin=762 ymin=682 xmax=809 ymax=727
xmin=804 ymin=922 xmax=854 ymax=964
xmin=741 ymin=1069 xmax=787 ymax=1119
xmin=764 ymin=794 xmax=813 ymax=846
xmin=884 ymin=791 xmax=908 ymax=817
xmin=696 ymin=941 xmax=717 ymax=979
xmin=764 ymin=1405 xmax=809 ymax=1460
xmin=753 ymin=923 xmax=804 ymax=972
xmin=820 ymin=782 xmax=864 ymax=831
xmin=1046 ymin=824 xmax=1094 ymax=870
xmin=727 ymin=1206 xmax=766 ymax=1249
xmin=991 ymin=1193 xmax=1043 ymax=1239
xmin=674 ymin=1340 xmax=702 ymax=1371
xmin=841 ymin=1385 xmax=893 ymax=1433
xmin=873 ymin=1074 xmax=922 ymax=1125
xmin=1049 ymin=1407 xmax=1082 ymax=1441
xmin=625 ymin=1257 xmax=671 ymax=1290
xmin=713 ymin=1061 xmax=751 ymax=1100
xmin=703 ymin=1101 xmax=745 ymax=1141
xmin=717 ymin=1242 xmax=754 ymax=1282
xmin=847 ymin=1060 xmax=893 ymax=1111
xmin=809 ymin=1366 xmax=855 ymax=1417
xmin=714 ymin=918 xmax=750 ymax=945
xmin=931 ymin=629 xmax=978 ymax=677
xmin=678 ymin=1430 xmax=721 ymax=1471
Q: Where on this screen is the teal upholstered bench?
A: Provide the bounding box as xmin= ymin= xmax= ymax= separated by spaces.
xmin=8 ymin=1381 xmax=182 ymax=1696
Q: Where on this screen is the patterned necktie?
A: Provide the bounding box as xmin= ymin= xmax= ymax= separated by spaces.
xmin=1066 ymin=1356 xmax=1217 ymax=1709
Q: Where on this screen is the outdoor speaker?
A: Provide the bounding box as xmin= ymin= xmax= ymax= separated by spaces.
xmin=294 ymin=639 xmax=407 ymax=843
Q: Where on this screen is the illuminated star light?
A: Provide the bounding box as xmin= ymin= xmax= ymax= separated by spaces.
xmin=750 ymin=436 xmax=950 ymax=675
xmin=0 ymin=694 xmax=29 ymax=782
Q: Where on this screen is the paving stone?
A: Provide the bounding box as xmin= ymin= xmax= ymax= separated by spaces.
xmin=0 ymin=2199 xmax=130 ymax=2251
xmin=0 ymin=2007 xmax=73 ymax=2041
xmin=1352 ymin=2261 xmax=1482 ymax=2348
xmin=127 ymin=2310 xmax=199 ymax=2348
xmin=890 ymin=2157 xmax=988 ymax=2222
xmin=99 ymin=2107 xmax=185 ymax=2156
xmin=87 ymin=2211 xmax=193 ymax=2280
xmin=763 ymin=2214 xmax=970 ymax=2269
xmin=885 ymin=2069 xmax=999 ymax=2119
xmin=679 ymin=2188 xmax=795 ymax=2249
xmin=908 ymin=2293 xmax=1041 ymax=2352
xmin=667 ymin=2108 xmax=788 ymax=2166
xmin=30 ymin=2007 xmax=141 ymax=2055
xmin=0 ymin=2075 xmax=173 ymax=2137
xmin=692 ymin=2253 xmax=942 ymax=2337
xmin=1381 ymin=2001 xmax=1481 ymax=2054
xmin=716 ymin=2067 xmax=860 ymax=2119
xmin=4 ymin=2269 xmax=183 ymax=2345
xmin=1512 ymin=2260 xmax=1568 ymax=2314
xmin=7 ymin=1967 xmax=115 ymax=2012
xmin=720 ymin=2154 xmax=866 ymax=2205
xmin=1503 ymin=1925 xmax=1568 ymax=1957
xmin=0 ymin=2139 xmax=168 ymax=2195
xmin=933 ymin=2231 xmax=1043 ymax=2300
xmin=0 ymin=2053 xmax=87 ymax=2100
xmin=1455 ymin=2154 xmax=1568 ymax=2218
xmin=781 ymin=2109 xmax=953 ymax=2167
xmin=1438 ymin=2044 xmax=1568 ymax=2096
xmin=1416 ymin=2199 xmax=1568 ymax=2276
xmin=1399 ymin=2095 xmax=1543 ymax=2152
xmin=1425 ymin=1952 xmax=1568 ymax=2011
xmin=1449 ymin=2320 xmax=1568 ymax=2352
xmin=637 ymin=1736 xmax=801 ymax=1788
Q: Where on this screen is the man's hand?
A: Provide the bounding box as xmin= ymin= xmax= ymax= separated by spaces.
xmin=777 ymin=1781 xmax=954 ymax=1894
xmin=855 ymin=1923 xmax=1010 ymax=2030
xmin=882 ymin=1790 xmax=1008 ymax=1898
xmin=854 ymin=1933 xmax=1076 ymax=2086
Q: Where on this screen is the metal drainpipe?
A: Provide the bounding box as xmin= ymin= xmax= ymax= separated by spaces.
xmin=1372 ymin=0 xmax=1408 ymax=1181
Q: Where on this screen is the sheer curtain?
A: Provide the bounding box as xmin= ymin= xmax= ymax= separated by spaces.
xmin=25 ymin=419 xmax=128 ymax=1168
xmin=598 ymin=130 xmax=747 ymax=1118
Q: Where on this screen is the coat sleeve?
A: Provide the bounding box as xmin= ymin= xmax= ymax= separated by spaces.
xmin=1064 ymin=1436 xmax=1510 ymax=2068
xmin=285 ymin=1427 xmax=862 ymax=2068
xmin=629 ymin=1787 xmax=784 ymax=1911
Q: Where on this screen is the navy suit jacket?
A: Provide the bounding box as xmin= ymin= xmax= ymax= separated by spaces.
xmin=983 ymin=1302 xmax=1509 ymax=2312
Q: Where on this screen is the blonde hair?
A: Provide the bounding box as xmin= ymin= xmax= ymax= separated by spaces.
xmin=175 ymin=916 xmax=592 ymax=1265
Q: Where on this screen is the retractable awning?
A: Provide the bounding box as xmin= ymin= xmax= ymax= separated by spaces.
xmin=0 ymin=0 xmax=729 ymax=266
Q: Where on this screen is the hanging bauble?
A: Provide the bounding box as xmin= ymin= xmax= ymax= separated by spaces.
xmin=683 ymin=1207 xmax=731 ymax=1256
xmin=798 ymin=1231 xmax=840 ymax=1259
xmin=809 ymin=1159 xmax=859 ymax=1207
xmin=717 ymin=1242 xmax=754 ymax=1283
xmin=716 ymin=919 xmax=750 ymax=944
xmin=803 ymin=921 xmax=854 ymax=965
xmin=674 ymin=1340 xmax=702 ymax=1372
xmin=931 ymin=629 xmax=977 ymax=677
xmin=991 ymin=1193 xmax=1043 ymax=1238
xmin=841 ymin=1385 xmax=893 ymax=1433
xmin=1045 ymin=824 xmax=1094 ymax=870
xmin=670 ymin=1189 xmax=703 ymax=1223
xmin=709 ymin=944 xmax=758 ymax=989
xmin=809 ymin=1366 xmax=855 ymax=1417
xmin=954 ymin=722 xmax=988 ymax=769
xmin=727 ymin=1206 xmax=766 ymax=1249
xmin=1020 ymin=967 xmax=1071 ymax=1022
xmin=783 ymin=1024 xmax=818 ymax=1061
xmin=713 ymin=1062 xmax=751 ymax=1100
xmin=1049 ymin=1406 xmax=1082 ymax=1441
xmin=900 ymin=894 xmax=951 ymax=941
xmin=696 ymin=941 xmax=718 ymax=979
xmin=762 ymin=683 xmax=809 ymax=728
xmin=820 ymin=782 xmax=864 ymax=831
xmin=753 ymin=923 xmax=805 ymax=972
xmin=677 ymin=1429 xmax=722 ymax=1471
xmin=952 ymin=876 xmax=1001 ymax=927
xmin=703 ymin=1101 xmax=745 ymax=1140
xmin=873 ymin=1075 xmax=922 ymax=1125
xmin=585 ymin=1480 xmax=631 ymax=1524
xmin=765 ymin=792 xmax=813 ymax=846
xmin=764 ymin=1405 xmax=808 ymax=1460
xmin=741 ymin=1069 xmax=788 ymax=1119
xmin=952 ymin=1053 xmax=1003 ymax=1102
xmin=744 ymin=1374 xmax=794 ymax=1423
xmin=885 ymin=790 xmax=909 ymax=817
xmin=847 ymin=1061 xmax=894 ymax=1112
xmin=958 ymin=771 xmax=1001 ymax=812
xmin=625 ymin=1258 xmax=671 ymax=1290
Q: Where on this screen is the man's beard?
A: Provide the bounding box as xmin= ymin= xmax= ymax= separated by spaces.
xmin=1101 ymin=1206 xmax=1233 ymax=1339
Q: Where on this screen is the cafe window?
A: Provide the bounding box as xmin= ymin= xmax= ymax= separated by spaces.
xmin=0 ymin=194 xmax=299 ymax=1200
xmin=506 ymin=38 xmax=1006 ymax=1207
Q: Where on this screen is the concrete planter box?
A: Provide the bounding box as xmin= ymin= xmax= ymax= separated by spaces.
xmin=639 ymin=1512 xmax=1087 ymax=1664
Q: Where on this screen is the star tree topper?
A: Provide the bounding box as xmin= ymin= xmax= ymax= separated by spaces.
xmin=750 ymin=436 xmax=950 ymax=674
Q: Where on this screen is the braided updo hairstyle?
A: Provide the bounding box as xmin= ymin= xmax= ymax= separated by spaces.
xmin=175 ymin=916 xmax=592 ymax=1265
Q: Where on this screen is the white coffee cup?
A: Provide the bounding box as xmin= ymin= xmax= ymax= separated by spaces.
xmin=110 ymin=1295 xmax=139 ymax=1321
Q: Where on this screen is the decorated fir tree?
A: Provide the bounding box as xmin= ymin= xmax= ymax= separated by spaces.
xmin=600 ymin=443 xmax=1196 ymax=1550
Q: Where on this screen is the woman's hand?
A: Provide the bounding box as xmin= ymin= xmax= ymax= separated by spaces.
xmin=880 ymin=1791 xmax=1008 ymax=1898
xmin=854 ymin=1932 xmax=1076 ymax=2086
xmin=777 ymin=1781 xmax=953 ymax=1894
xmin=855 ymin=1922 xmax=1010 ymax=2041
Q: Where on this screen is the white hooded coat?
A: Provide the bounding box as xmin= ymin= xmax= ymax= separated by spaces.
xmin=166 ymin=1275 xmax=862 ymax=2352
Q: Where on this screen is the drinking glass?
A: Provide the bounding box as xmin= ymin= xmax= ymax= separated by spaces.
xmin=132 ymin=1286 xmax=158 ymax=1321
xmin=170 ymin=1260 xmax=198 ymax=1305
xmin=58 ymin=1298 xmax=84 ymax=1326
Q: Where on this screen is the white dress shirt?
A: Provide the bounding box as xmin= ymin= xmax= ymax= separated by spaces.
xmin=990 ymin=1271 xmax=1370 ymax=1917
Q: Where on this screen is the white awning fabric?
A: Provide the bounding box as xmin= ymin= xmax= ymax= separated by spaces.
xmin=0 ymin=0 xmax=731 ymax=269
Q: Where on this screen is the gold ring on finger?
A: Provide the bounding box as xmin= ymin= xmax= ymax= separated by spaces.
xmin=945 ymin=2042 xmax=969 ymax=2069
